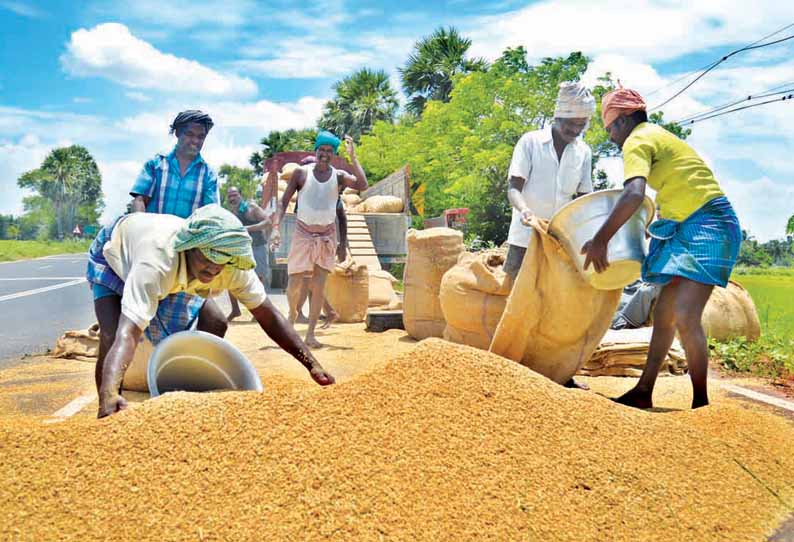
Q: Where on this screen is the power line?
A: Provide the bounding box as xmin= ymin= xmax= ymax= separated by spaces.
xmin=675 ymin=93 xmax=794 ymax=126
xmin=650 ymin=32 xmax=794 ymax=112
xmin=672 ymin=87 xmax=794 ymax=124
xmin=644 ymin=22 xmax=794 ymax=99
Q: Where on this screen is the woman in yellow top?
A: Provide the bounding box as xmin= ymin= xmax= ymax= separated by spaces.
xmin=581 ymin=88 xmax=741 ymax=410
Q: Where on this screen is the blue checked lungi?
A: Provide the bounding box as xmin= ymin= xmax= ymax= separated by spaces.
xmin=642 ymin=196 xmax=741 ymax=287
xmin=86 ymin=216 xmax=206 ymax=345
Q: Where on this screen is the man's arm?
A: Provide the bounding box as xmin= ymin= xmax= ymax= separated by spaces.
xmin=129 ymin=160 xmax=157 ymax=212
xmin=336 ymin=198 xmax=348 ymax=262
xmin=202 ymin=167 xmax=220 ymax=205
xmin=581 ymin=177 xmax=647 ymax=273
xmin=508 ymin=176 xmax=534 ymax=225
xmin=575 ymin=148 xmax=594 ymax=199
xmin=131 ymin=196 xmax=149 ymax=213
xmin=270 ymin=167 xmax=304 ymax=250
xmin=243 ymin=203 xmax=272 ymax=233
xmin=337 ymin=136 xmax=368 ymax=191
xmin=97 ymin=315 xmax=143 ymax=418
xmin=250 ymin=299 xmax=335 ymax=385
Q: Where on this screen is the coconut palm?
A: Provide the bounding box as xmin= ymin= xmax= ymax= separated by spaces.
xmin=399 ymin=26 xmax=488 ymax=116
xmin=319 ymin=68 xmax=399 ymax=141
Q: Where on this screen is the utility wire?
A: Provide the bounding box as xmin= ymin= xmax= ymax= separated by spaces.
xmin=644 ymin=22 xmax=794 ymax=99
xmin=650 ymin=31 xmax=794 ymax=112
xmin=672 ymin=87 xmax=794 ymax=124
xmin=675 ymin=93 xmax=794 ymax=126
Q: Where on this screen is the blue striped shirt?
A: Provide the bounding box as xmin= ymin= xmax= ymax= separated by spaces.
xmin=130 ymin=147 xmax=219 ymax=218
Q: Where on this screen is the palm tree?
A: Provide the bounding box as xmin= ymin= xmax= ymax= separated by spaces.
xmin=399 ymin=26 xmax=488 ymax=116
xmin=787 ymin=214 xmax=794 ymax=236
xmin=319 ymin=68 xmax=399 ymax=140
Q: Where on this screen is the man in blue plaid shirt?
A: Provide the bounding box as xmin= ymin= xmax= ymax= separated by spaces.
xmin=126 ymin=110 xmax=227 ymax=344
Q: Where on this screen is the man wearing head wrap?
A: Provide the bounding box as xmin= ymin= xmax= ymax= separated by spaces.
xmin=270 ymin=131 xmax=368 ymax=348
xmin=504 ymin=81 xmax=595 ymax=390
xmin=581 ymin=88 xmax=740 ymax=410
xmin=122 ymin=109 xmax=227 ymax=348
xmin=86 ymin=205 xmax=335 ymax=418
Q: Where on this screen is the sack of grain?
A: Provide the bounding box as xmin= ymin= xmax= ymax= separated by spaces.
xmin=52 ymin=327 xmax=99 ymax=361
xmin=358 ymin=195 xmax=403 ymax=214
xmin=404 ymin=228 xmax=465 ymax=340
xmin=490 ymin=220 xmax=621 ymax=384
xmin=702 ymin=280 xmax=761 ymax=341
xmin=343 ymin=187 xmax=359 ymax=195
xmin=324 ymin=261 xmax=370 ymax=323
xmin=440 ymin=250 xmax=511 ymax=350
xmin=368 ymin=269 xmax=399 ymax=308
xmin=122 ymin=336 xmax=155 ymax=392
xmin=279 ymin=163 xmax=300 ymax=180
xmin=341 ymin=194 xmax=362 ymax=208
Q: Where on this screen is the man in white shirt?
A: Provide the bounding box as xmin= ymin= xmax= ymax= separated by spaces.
xmin=86 ymin=204 xmax=335 ymax=418
xmin=504 ymin=81 xmax=596 ymax=389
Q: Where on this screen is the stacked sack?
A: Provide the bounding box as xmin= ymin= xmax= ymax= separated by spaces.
xmin=324 ymin=261 xmax=370 ymax=323
xmin=702 ymin=281 xmax=761 ymax=341
xmin=353 ymin=195 xmax=403 ymax=214
xmin=579 ymin=327 xmax=688 ymax=377
xmin=404 ymin=228 xmax=465 ymax=340
xmin=440 ymin=249 xmax=511 ymax=351
xmin=489 ymin=219 xmax=621 ymax=384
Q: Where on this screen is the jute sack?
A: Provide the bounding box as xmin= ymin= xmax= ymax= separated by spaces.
xmin=325 ymin=261 xmax=370 ymax=323
xmin=279 ymin=163 xmax=300 ymax=180
xmin=404 ymin=228 xmax=465 ymax=340
xmin=489 ymin=220 xmax=621 ymax=384
xmin=53 ymin=327 xmax=99 ymax=362
xmin=368 ymin=269 xmax=399 ymax=307
xmin=121 ymin=335 xmax=155 ymax=392
xmin=358 ymin=195 xmax=403 ymax=213
xmin=341 ymin=194 xmax=361 ymax=208
xmin=440 ymin=250 xmax=511 ymax=351
xmin=702 ymin=280 xmax=761 ymax=341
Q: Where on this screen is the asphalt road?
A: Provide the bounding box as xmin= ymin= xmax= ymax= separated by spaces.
xmin=0 ymin=254 xmax=95 ymax=367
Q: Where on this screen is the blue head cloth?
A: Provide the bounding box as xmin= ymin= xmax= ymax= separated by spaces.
xmin=314 ymin=130 xmax=341 ymax=153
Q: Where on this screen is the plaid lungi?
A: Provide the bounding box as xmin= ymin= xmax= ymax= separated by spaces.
xmin=85 ymin=216 xmax=206 ymax=345
xmin=642 ymin=196 xmax=741 ymax=287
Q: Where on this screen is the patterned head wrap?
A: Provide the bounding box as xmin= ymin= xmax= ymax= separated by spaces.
xmin=314 ymin=130 xmax=341 ymax=153
xmin=601 ymin=88 xmax=646 ymax=129
xmin=170 ymin=110 xmax=214 ymax=135
xmin=554 ymin=82 xmax=596 ymax=119
xmin=174 ymin=204 xmax=255 ymax=270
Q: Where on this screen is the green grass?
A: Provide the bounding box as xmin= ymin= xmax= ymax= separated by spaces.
xmin=0 ymin=239 xmax=92 ymax=262
xmin=711 ymin=272 xmax=794 ymax=380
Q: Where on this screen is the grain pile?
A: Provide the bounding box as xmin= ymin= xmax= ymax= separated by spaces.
xmin=2 ymin=339 xmax=793 ymax=542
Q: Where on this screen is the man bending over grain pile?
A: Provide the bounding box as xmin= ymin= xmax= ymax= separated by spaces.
xmin=86 ymin=204 xmax=335 ymax=418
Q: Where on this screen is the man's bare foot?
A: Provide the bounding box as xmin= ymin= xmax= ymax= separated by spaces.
xmin=564 ymin=378 xmax=589 ymax=390
xmin=227 ymin=309 xmax=242 ymax=322
xmin=305 ymin=335 xmax=323 ymax=349
xmin=295 ymin=313 xmax=310 ymax=324
xmin=613 ymin=387 xmax=653 ymax=409
xmin=320 ymin=311 xmax=338 ymax=330
xmin=691 ymin=393 xmax=709 ymax=409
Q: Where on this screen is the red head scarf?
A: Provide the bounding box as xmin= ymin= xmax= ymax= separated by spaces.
xmin=601 ymin=88 xmax=646 ymax=129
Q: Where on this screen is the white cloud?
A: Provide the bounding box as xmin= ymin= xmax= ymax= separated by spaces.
xmin=0 ymin=1 xmax=44 ymax=18
xmin=235 ymin=39 xmax=372 ymax=79
xmin=61 ymin=23 xmax=258 ymax=99
xmin=125 ymin=91 xmax=151 ymax=103
xmin=72 ymin=97 xmax=92 ymax=104
xmin=91 ymin=0 xmax=258 ymax=29
xmin=721 ymin=177 xmax=794 ymax=241
xmin=0 ymin=134 xmax=49 ymax=215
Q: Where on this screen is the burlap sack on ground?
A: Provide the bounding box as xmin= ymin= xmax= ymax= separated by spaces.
xmin=357 ymin=195 xmax=404 ymax=214
xmin=404 ymin=228 xmax=465 ymax=340
xmin=52 ymin=326 xmax=99 ymax=361
xmin=489 ymin=220 xmax=621 ymax=384
xmin=579 ymin=327 xmax=688 ymax=377
xmin=440 ymin=249 xmax=510 ymax=351
xmin=325 ymin=261 xmax=370 ymax=323
xmin=702 ymin=280 xmax=761 ymax=341
xmin=368 ymin=269 xmax=399 ymax=308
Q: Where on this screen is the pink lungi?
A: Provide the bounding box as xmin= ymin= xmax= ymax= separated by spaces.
xmin=287 ymin=220 xmax=337 ymax=275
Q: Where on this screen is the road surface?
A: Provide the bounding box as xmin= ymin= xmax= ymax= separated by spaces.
xmin=0 ymin=254 xmax=94 ymax=367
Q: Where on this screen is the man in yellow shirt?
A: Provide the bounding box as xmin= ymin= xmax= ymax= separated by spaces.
xmin=581 ymin=88 xmax=741 ymax=410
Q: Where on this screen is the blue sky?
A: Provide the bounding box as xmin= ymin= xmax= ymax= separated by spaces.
xmin=1 ymin=0 xmax=792 ymax=240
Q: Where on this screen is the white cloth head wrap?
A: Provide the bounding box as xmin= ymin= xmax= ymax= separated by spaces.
xmin=553 ymin=81 xmax=596 ymax=119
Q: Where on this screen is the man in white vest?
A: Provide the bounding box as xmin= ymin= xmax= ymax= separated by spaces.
xmin=270 ymin=131 xmax=368 ymax=348
xmin=504 ymin=81 xmax=596 ymax=389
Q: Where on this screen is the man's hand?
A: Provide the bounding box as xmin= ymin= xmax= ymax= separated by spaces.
xmin=336 ymin=243 xmax=347 ymax=263
xmin=97 ymin=393 xmax=128 ymax=419
xmin=310 ymin=365 xmax=335 ymax=386
xmin=268 ymin=157 xmax=282 ymax=175
xmin=520 ymin=209 xmax=534 ymax=226
xmin=581 ymin=237 xmax=610 ymax=273
xmin=269 ymin=229 xmax=281 ymax=252
xmin=344 ymin=135 xmax=355 ymax=158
